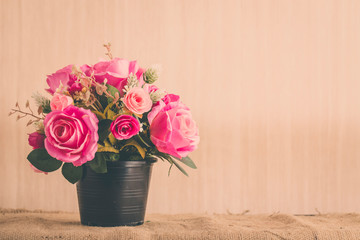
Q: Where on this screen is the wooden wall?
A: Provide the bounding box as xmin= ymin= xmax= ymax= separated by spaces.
xmin=1 ymin=0 xmax=360 ymax=214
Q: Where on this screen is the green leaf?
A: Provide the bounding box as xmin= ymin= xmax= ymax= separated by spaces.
xmin=108 ymin=133 xmax=117 ymax=145
xmin=88 ymin=152 xmax=108 ymax=173
xmin=93 ymin=110 xmax=106 ymax=120
xmin=157 ymin=157 xmax=165 ymax=162
xmin=161 ymin=154 xmax=188 ymax=176
xmin=61 ymin=163 xmax=83 ymax=184
xmin=42 ymin=103 xmax=51 ymax=114
xmin=106 ymin=84 xmax=120 ymax=103
xmin=171 ymin=158 xmax=189 ymax=177
xmin=120 ymin=139 xmax=146 ymax=159
xmin=154 ymin=152 xmax=170 ymax=163
xmin=175 ymin=156 xmax=197 ymax=169
xmin=107 ymin=109 xmax=116 ymax=120
xmin=152 ymin=152 xmax=190 ymax=176
xmin=98 ymin=94 xmax=108 ymax=109
xmin=98 ymin=119 xmax=113 ymax=142
xmin=103 ymin=103 xmax=114 ymax=117
xmin=27 ymin=148 xmax=62 ymax=172
xmin=105 ymin=152 xmax=120 ymax=162
xmin=168 ymin=163 xmax=173 ymax=176
xmin=153 ymin=155 xmax=165 ymax=162
xmin=97 ymin=141 xmax=119 ymax=153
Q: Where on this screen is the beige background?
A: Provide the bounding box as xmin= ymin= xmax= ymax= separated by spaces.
xmin=1 ymin=0 xmax=360 ymax=214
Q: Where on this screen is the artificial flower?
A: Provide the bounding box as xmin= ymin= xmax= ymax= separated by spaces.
xmin=123 ymin=87 xmax=152 ymax=115
xmin=148 ymin=94 xmax=199 ymax=158
xmin=43 ymin=105 xmax=99 ymax=166
xmin=110 ymin=115 xmax=140 ymax=140
xmin=50 ymin=93 xmax=73 ymax=111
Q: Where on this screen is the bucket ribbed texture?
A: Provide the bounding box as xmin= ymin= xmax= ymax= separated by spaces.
xmin=76 ymin=160 xmax=155 ymax=227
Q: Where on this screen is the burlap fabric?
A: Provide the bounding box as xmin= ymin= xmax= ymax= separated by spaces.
xmin=1 ymin=209 xmax=360 ymax=239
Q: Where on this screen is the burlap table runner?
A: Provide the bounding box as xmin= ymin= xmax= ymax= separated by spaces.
xmin=1 ymin=209 xmax=360 ymax=239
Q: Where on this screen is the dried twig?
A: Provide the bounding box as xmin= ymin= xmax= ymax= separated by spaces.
xmin=9 ymin=101 xmax=43 ymax=121
xmin=104 ymin=43 xmax=113 ymax=60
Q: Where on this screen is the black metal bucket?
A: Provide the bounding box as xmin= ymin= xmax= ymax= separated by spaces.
xmin=76 ymin=159 xmax=156 ymax=227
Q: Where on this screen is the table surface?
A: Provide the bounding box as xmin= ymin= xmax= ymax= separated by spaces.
xmin=1 ymin=209 xmax=360 ymax=239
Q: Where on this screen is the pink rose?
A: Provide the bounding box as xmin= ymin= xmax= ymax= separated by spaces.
xmin=46 ymin=65 xmax=90 ymax=95
xmin=29 ymin=163 xmax=48 ymax=175
xmin=28 ymin=132 xmax=45 ymax=149
xmin=123 ymin=87 xmax=152 ymax=115
xmin=44 ymin=105 xmax=99 ymax=166
xmin=68 ymin=82 xmax=83 ymax=94
xmin=148 ymin=94 xmax=199 ymax=158
xmin=50 ymin=93 xmax=73 ymax=111
xmin=110 ymin=115 xmax=140 ymax=140
xmin=91 ymin=58 xmax=145 ymax=95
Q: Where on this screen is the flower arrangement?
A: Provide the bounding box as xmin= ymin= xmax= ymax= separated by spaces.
xmin=10 ymin=44 xmax=200 ymax=183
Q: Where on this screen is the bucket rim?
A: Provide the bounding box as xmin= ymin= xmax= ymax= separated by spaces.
xmin=93 ymin=157 xmax=157 ymax=168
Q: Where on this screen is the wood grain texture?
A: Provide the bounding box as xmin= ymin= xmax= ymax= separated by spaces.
xmin=0 ymin=0 xmax=359 ymax=214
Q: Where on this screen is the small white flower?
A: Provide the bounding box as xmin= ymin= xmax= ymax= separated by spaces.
xmin=144 ymin=64 xmax=162 ymax=84
xmin=123 ymin=73 xmax=139 ymax=94
xmin=150 ymin=91 xmax=166 ymax=103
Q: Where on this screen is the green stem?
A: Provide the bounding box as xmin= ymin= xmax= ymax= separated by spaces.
xmin=137 ymin=134 xmax=151 ymax=148
xmin=94 ymin=98 xmax=104 ymax=111
xmin=90 ymin=103 xmax=100 ymax=112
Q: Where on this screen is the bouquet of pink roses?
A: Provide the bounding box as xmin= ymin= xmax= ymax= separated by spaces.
xmin=10 ymin=44 xmax=199 ymax=183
